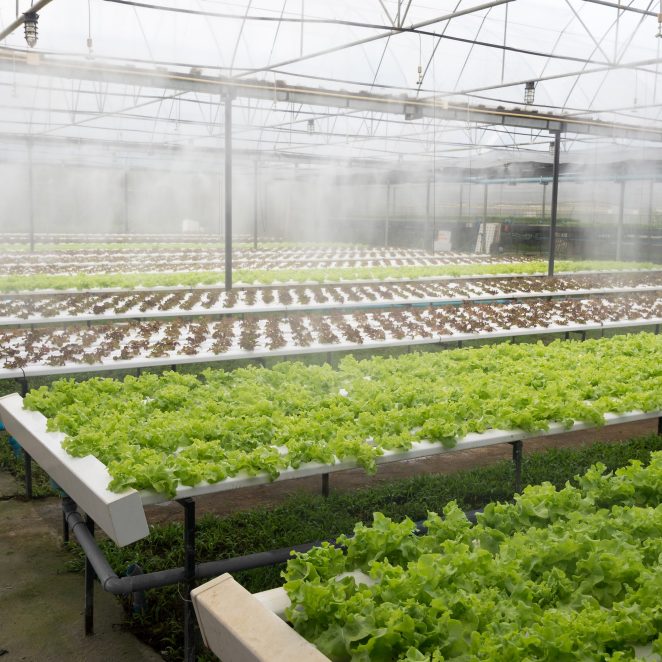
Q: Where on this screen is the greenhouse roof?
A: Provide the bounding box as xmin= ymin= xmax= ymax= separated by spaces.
xmin=1 ymin=1 xmax=662 ymax=163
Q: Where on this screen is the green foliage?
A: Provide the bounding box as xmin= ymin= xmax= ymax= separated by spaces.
xmin=1 ymin=259 xmax=658 ymax=292
xmin=283 ymin=451 xmax=662 ymax=660
xmin=64 ymin=435 xmax=662 ymax=662
xmin=24 ymin=333 xmax=662 ymax=497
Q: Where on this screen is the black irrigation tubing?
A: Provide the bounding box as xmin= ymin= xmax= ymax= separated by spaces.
xmin=62 ymin=497 xmax=481 ymax=596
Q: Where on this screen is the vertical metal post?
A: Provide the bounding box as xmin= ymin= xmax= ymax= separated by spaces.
xmin=218 ymin=172 xmax=224 ymax=239
xmin=431 ymin=177 xmax=438 ymax=255
xmin=23 ymin=450 xmax=32 ymax=499
xmin=458 ymin=182 xmax=463 ymax=223
xmin=648 ymin=180 xmax=654 ymax=262
xmin=62 ymin=503 xmax=69 ymax=544
xmin=123 ymin=169 xmax=129 ymax=234
xmin=253 ymin=160 xmax=259 ymax=250
xmin=224 ymin=94 xmax=233 ymax=291
xmin=658 ymin=416 xmax=661 ymax=436
xmin=510 ymin=440 xmax=523 ymax=494
xmin=28 ymin=139 xmax=35 ymax=252
xmin=616 ymin=179 xmax=625 ymax=261
xmin=426 ymin=177 xmax=432 ymax=252
xmin=180 ymin=498 xmax=196 ymax=662
xmin=547 ymin=131 xmax=561 ymax=277
xmin=541 ymin=182 xmax=547 ymax=224
xmin=84 ymin=515 xmax=95 ymax=635
xmin=481 ymin=183 xmax=488 ymax=253
xmin=385 ymin=181 xmax=391 ymax=247
xmin=322 ymin=473 xmax=330 ymax=497
xmin=19 ymin=378 xmax=32 ymax=499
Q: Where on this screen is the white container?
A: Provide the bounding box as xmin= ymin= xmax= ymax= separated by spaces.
xmin=191 ymin=574 xmax=328 ymax=662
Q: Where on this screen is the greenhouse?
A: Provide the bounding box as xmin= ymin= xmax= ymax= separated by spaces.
xmin=0 ymin=1 xmax=661 ymax=661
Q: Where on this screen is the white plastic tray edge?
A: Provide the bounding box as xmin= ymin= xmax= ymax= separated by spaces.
xmin=140 ymin=409 xmax=661 ymax=505
xmin=2 ymin=316 xmax=661 ymax=380
xmin=2 ymin=284 xmax=659 ymax=326
xmin=2 ymin=394 xmax=659 ymax=529
xmin=0 ymin=393 xmax=149 ymax=547
xmin=3 ymin=267 xmax=659 ymax=296
xmin=192 ymin=573 xmax=329 ymax=662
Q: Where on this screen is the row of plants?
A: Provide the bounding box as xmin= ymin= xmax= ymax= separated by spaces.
xmin=0 ymin=259 xmax=658 ymax=292
xmin=21 ymin=332 xmax=662 ymax=497
xmin=2 ymin=244 xmax=376 ymax=255
xmin=284 ymin=451 xmax=662 ymax=660
xmin=1 ymin=249 xmax=517 ymax=277
xmin=58 ymin=435 xmax=662 ymax=662
xmin=2 ymin=272 xmax=660 ymax=321
xmin=3 ymin=294 xmax=661 ymax=371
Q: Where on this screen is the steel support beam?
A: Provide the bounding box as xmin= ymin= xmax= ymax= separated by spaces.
xmin=123 ymin=169 xmax=129 ymax=234
xmin=580 ymin=0 xmax=656 ymax=16
xmin=19 ymin=378 xmax=32 ymax=499
xmin=84 ymin=515 xmax=95 ymax=636
xmin=3 ymin=52 xmax=662 ymax=142
xmin=426 ymin=178 xmax=432 ymax=252
xmin=547 ymin=131 xmax=562 ymax=277
xmin=243 ymin=0 xmax=516 ymax=77
xmin=27 ymin=139 xmax=34 ymax=253
xmin=616 ymin=180 xmax=626 ymax=261
xmin=224 ymin=95 xmax=233 ymax=291
xmin=385 ymin=182 xmax=391 ymax=247
xmin=253 ymin=160 xmax=258 ymax=250
xmin=510 ymin=440 xmax=523 ymax=494
xmin=482 ymin=183 xmax=488 ymax=253
xmin=180 ymin=498 xmax=196 ymax=662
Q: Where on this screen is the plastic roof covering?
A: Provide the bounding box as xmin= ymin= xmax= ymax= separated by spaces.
xmin=1 ymin=0 xmax=662 ymax=164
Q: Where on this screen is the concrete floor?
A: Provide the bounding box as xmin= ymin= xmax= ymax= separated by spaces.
xmin=0 ymin=471 xmax=162 ymax=662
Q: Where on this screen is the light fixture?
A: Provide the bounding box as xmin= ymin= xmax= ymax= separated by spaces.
xmin=549 ymin=141 xmax=555 ymax=154
xmin=524 ymin=80 xmax=536 ymax=105
xmin=416 ymin=64 xmax=423 ymax=87
xmin=24 ymin=12 xmax=39 ymax=49
xmin=307 ymin=118 xmax=314 ymax=134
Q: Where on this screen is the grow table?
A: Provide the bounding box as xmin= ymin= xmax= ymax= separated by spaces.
xmin=1 ymin=392 xmax=661 ymax=661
